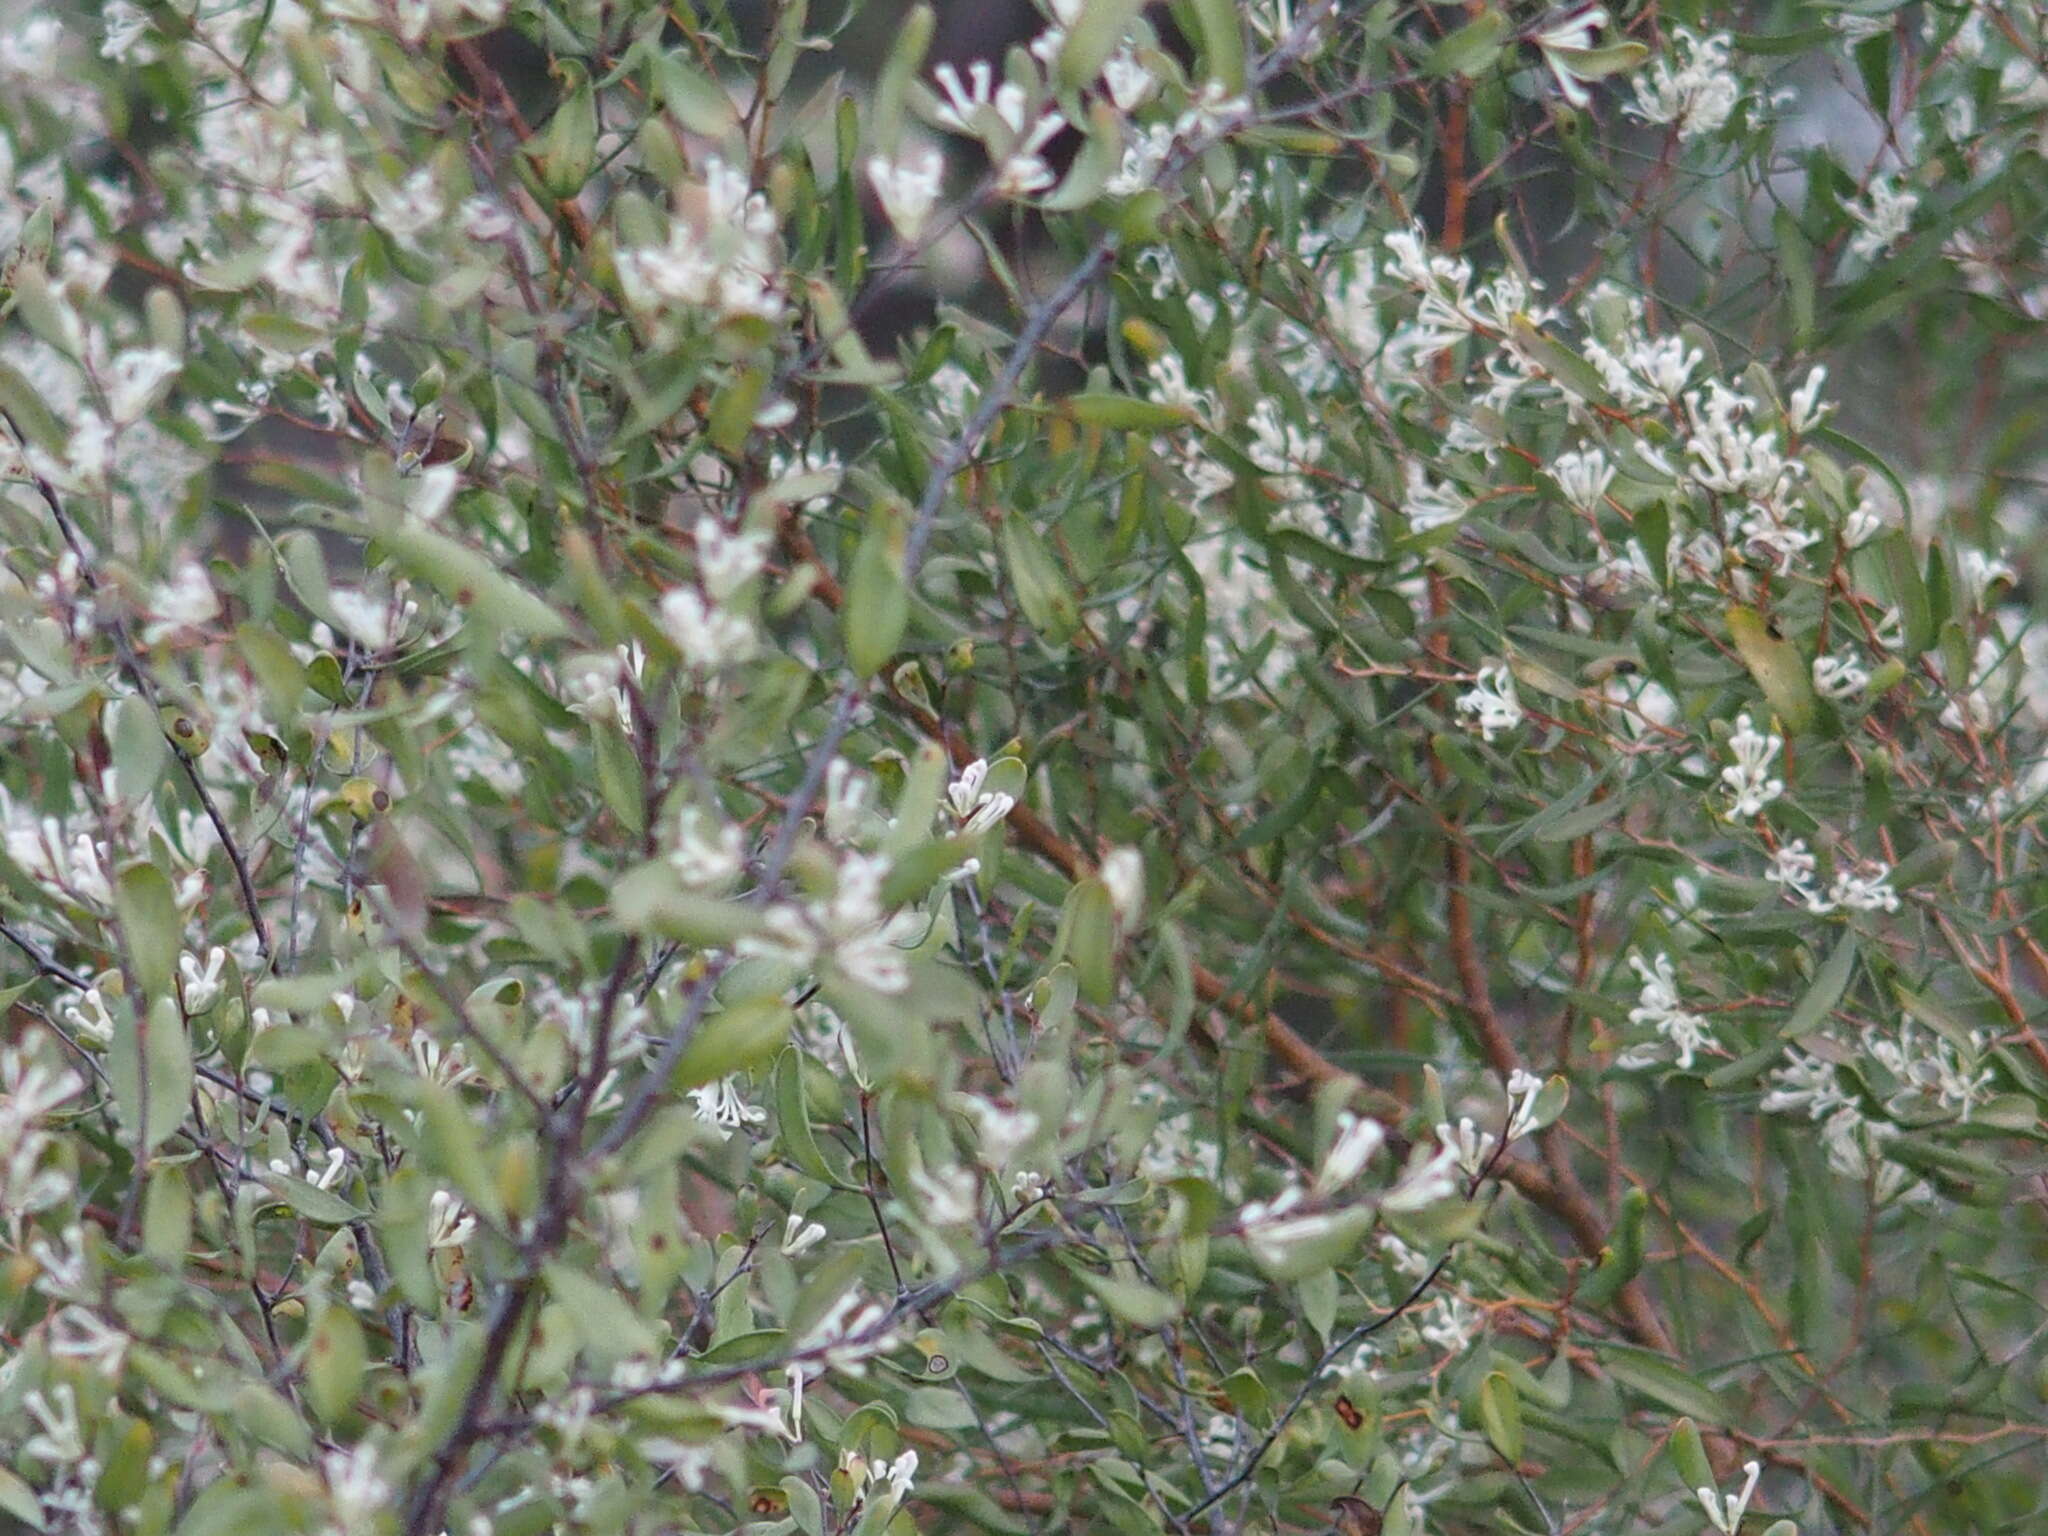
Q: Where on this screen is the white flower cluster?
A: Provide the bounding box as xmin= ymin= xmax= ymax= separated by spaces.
xmin=1620 ymin=952 xmax=1715 ymax=1070
xmin=1626 ymin=28 xmax=1741 ymax=141
xmin=1764 ymin=840 xmax=1900 ymax=916
xmin=617 ymin=158 xmax=785 ymax=325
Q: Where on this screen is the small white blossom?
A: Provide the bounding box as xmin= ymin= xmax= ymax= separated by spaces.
xmin=1720 ymin=714 xmax=1785 ymax=819
xmin=868 ymin=144 xmax=945 ymax=241
xmin=689 ymin=1074 xmax=768 ymax=1139
xmin=1436 ymin=1117 xmax=1496 ymax=1179
xmin=1100 ymin=846 xmax=1145 ymax=926
xmin=695 ymin=518 xmax=771 ymax=601
xmin=1813 ymin=651 xmax=1869 ymax=699
xmin=782 ymin=1212 xmax=828 ymax=1256
xmin=427 ymin=1189 xmax=477 ymax=1250
xmin=1101 ymin=47 xmax=1157 ymax=112
xmin=178 ymin=946 xmax=228 ymax=1012
xmin=660 ymin=586 xmax=758 ymax=670
xmin=1456 ymin=662 xmax=1525 ymax=743
xmin=1627 ymin=952 xmax=1715 ymax=1069
xmin=1697 ymin=1460 xmax=1762 ymax=1535
xmin=1627 ymin=29 xmax=1741 ymax=141
xmin=670 ymin=804 xmax=745 ymax=889
xmin=1313 ymin=1110 xmax=1386 ymax=1197
xmin=1533 ymin=5 xmax=1611 ymax=108
xmin=1786 ymin=365 xmax=1832 ymax=433
xmin=1403 ymin=460 xmax=1467 ymax=532
xmin=946 ymin=758 xmax=1016 ymax=835
xmin=1844 ymin=176 xmax=1919 ymax=262
xmin=1551 ymin=445 xmax=1614 ymax=514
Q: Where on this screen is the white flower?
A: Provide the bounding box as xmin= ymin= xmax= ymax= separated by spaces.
xmin=1436 ymin=1116 xmax=1496 ymax=1178
xmin=930 ymin=61 xmax=1028 ymax=136
xmin=1240 ymin=1183 xmax=1349 ymax=1268
xmin=1844 ymin=176 xmax=1919 ymax=262
xmin=1786 ymin=365 xmax=1832 ymax=433
xmin=695 ymin=517 xmax=771 ymax=601
xmin=107 ymin=347 xmax=182 ymax=422
xmin=1551 ymin=445 xmax=1614 ymax=513
xmin=1456 ymin=662 xmax=1524 ymax=743
xmin=1825 ymin=863 xmax=1900 ymax=914
xmin=1761 ymin=1044 xmax=1848 ymax=1119
xmin=178 ymin=946 xmax=228 ymax=1012
xmin=782 ymin=1212 xmax=828 ymax=1256
xmin=1504 ymin=1069 xmax=1546 ymax=1140
xmin=1418 ymin=1296 xmax=1480 ymax=1354
xmin=1719 ymin=713 xmax=1784 ymax=819
xmin=689 ymin=1074 xmax=768 ymax=1139
xmin=23 ymin=1385 xmax=86 ymax=1463
xmin=101 ymin=0 xmax=152 ymax=59
xmin=1765 ymin=838 xmax=1820 ymax=906
xmin=1099 ymin=846 xmax=1145 ymax=926
xmin=1101 ymin=47 xmax=1157 ymax=112
xmin=995 ymin=112 xmax=1068 ymax=199
xmin=867 ymin=144 xmax=945 ymax=241
xmin=1313 ymin=1110 xmax=1386 ymax=1197
xmin=1382 ymin=1140 xmax=1462 ymax=1211
xmin=1697 ymin=1460 xmax=1761 ymax=1535
xmin=670 ymin=805 xmax=745 ymax=889
xmin=1403 ymin=460 xmax=1467 ymax=531
xmin=1627 ymin=29 xmax=1741 ymax=141
xmin=956 ymin=1094 xmax=1040 ymax=1168
xmin=58 ymin=987 xmax=118 ymax=1046
xmin=427 ymin=1190 xmax=477 ymax=1250
xmin=660 ymin=586 xmax=758 ymax=670
xmin=945 ymin=759 xmax=1016 ymax=835
xmin=1627 ymin=952 xmax=1715 ymax=1069
xmin=1812 ymin=652 xmax=1868 ymax=699
xmin=1533 ymin=5 xmax=1611 ymax=108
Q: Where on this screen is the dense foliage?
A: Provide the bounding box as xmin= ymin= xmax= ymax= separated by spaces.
xmin=1 ymin=0 xmax=2046 ymax=1532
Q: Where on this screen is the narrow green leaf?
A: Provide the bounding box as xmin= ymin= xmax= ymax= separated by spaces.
xmin=1479 ymin=1370 xmax=1524 ymax=1465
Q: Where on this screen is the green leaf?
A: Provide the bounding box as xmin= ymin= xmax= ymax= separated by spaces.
xmin=1001 ymin=515 xmax=1081 ymax=643
xmin=654 ymin=51 xmax=739 ymax=138
xmin=270 ymin=1173 xmax=364 ymax=1226
xmin=143 ymin=1164 xmax=193 ymax=1263
xmin=1479 ymin=1370 xmax=1523 ymax=1466
xmin=532 ymin=79 xmax=598 ymax=198
xmin=610 ymin=862 xmax=763 ymax=945
xmin=675 ymin=996 xmax=795 ymax=1089
xmin=1427 ymin=11 xmax=1509 ymax=80
xmin=0 ymin=357 xmax=67 ymax=453
xmin=1667 ymin=1416 xmax=1714 ymax=1493
xmin=115 ymin=861 xmax=181 ymax=1000
xmin=379 ymin=524 xmax=568 ymax=639
xmin=1063 ymin=878 xmax=1117 ymax=1005
xmin=1578 ymin=1186 xmax=1647 ymax=1309
xmin=1182 ymin=0 xmax=1245 ymax=92
xmin=544 ymin=1261 xmax=659 ymax=1359
xmin=845 ymin=506 xmax=910 ymax=678
xmin=1594 ymin=1343 xmax=1727 ymax=1424
xmin=0 ymin=1466 xmax=44 ymax=1531
xmin=1059 ymin=392 xmax=1194 ymax=432
xmin=591 ymin=723 xmax=646 ymax=834
xmin=1057 ymin=0 xmax=1145 ymax=89
xmin=305 ymin=1304 xmax=368 ymax=1424
xmin=112 ymin=694 xmax=170 ymax=804
xmin=1780 ymin=932 xmax=1856 ymax=1039
xmin=109 ymin=994 xmax=193 ymax=1155
xmin=1725 ymin=605 xmax=1816 ymax=732
xmin=1075 ymin=1271 xmax=1180 ymax=1328
xmin=773 ymin=1049 xmax=836 ymax=1182
xmin=1543 ymin=40 xmax=1649 ymax=79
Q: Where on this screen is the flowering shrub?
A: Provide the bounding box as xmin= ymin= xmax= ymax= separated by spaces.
xmin=2 ymin=0 xmax=2047 ymax=1533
